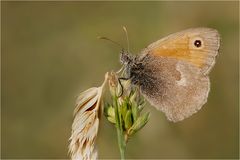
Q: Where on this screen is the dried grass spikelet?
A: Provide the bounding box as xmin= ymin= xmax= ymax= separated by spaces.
xmin=69 ymin=73 xmax=108 ymax=160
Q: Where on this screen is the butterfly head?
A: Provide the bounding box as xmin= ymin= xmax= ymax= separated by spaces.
xmin=120 ymin=50 xmax=132 ymax=65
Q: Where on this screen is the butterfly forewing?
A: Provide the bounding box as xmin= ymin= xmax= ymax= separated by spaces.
xmin=142 ymin=28 xmax=220 ymax=75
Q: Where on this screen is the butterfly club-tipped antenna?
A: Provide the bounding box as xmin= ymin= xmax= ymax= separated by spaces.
xmin=98 ymin=26 xmax=131 ymax=54
xmin=123 ymin=26 xmax=130 ymax=53
xmin=98 ymin=36 xmax=125 ymax=52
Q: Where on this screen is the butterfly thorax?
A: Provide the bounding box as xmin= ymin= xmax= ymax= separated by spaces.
xmin=120 ymin=52 xmax=152 ymax=85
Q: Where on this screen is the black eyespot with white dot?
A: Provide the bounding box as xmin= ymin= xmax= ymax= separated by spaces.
xmin=194 ymin=40 xmax=202 ymax=48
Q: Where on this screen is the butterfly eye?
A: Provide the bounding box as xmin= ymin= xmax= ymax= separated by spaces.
xmin=194 ymin=40 xmax=202 ymax=48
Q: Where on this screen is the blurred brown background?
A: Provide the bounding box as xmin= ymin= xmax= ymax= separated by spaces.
xmin=1 ymin=1 xmax=239 ymax=159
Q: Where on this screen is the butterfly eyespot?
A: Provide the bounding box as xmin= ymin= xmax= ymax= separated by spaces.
xmin=194 ymin=40 xmax=202 ymax=48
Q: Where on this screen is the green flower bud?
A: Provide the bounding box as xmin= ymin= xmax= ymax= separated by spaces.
xmin=128 ymin=112 xmax=150 ymax=136
xmin=124 ymin=110 xmax=133 ymax=129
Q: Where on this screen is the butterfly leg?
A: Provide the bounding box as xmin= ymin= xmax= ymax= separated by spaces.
xmin=117 ymin=77 xmax=130 ymax=97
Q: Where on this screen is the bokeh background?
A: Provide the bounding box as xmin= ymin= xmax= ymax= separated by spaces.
xmin=1 ymin=1 xmax=239 ymax=159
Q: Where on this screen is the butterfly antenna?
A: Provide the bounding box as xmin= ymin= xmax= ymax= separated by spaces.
xmin=98 ymin=36 xmax=124 ymax=51
xmin=123 ymin=26 xmax=130 ymax=53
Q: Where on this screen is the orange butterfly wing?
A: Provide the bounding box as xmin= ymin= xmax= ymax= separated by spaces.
xmin=142 ymin=28 xmax=220 ymax=74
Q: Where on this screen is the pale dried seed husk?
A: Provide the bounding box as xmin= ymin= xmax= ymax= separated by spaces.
xmin=69 ymin=73 xmax=108 ymax=160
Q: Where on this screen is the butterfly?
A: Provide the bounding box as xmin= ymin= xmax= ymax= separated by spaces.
xmin=120 ymin=28 xmax=220 ymax=122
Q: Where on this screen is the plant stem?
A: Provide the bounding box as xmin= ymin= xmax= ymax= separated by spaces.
xmin=116 ymin=127 xmax=126 ymax=160
xmin=114 ymin=96 xmax=126 ymax=160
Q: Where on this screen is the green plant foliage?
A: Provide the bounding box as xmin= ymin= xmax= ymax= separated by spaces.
xmin=104 ymin=72 xmax=150 ymax=159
